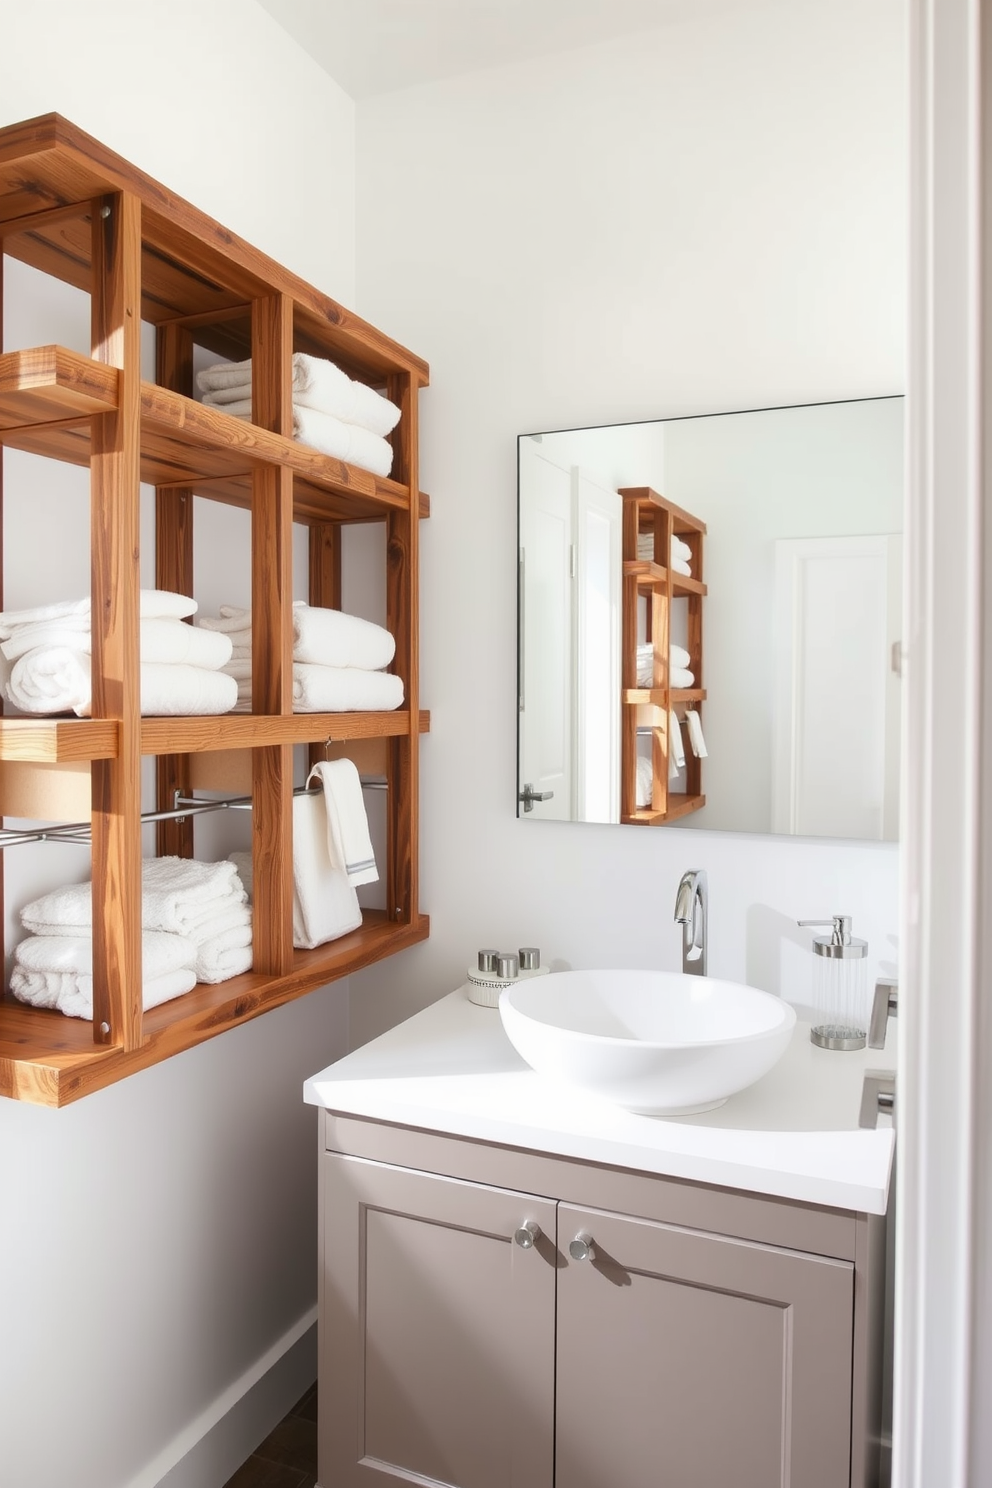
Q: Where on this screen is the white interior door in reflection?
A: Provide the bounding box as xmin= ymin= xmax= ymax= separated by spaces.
xmin=573 ymin=470 xmax=622 ymax=822
xmin=772 ymin=534 xmax=902 ymax=840
xmin=519 ymin=440 xmax=573 ymax=819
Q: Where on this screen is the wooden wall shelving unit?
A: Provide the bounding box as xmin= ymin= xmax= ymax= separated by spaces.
xmin=618 ymin=487 xmax=706 ymax=826
xmin=0 ymin=114 xmax=429 ymax=1106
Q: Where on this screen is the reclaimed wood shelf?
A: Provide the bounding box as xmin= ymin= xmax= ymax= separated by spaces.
xmin=618 ymin=486 xmax=706 ymax=826
xmin=0 ymin=114 xmax=430 ymax=1105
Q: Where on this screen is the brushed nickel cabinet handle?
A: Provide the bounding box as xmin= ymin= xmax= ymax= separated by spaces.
xmin=569 ymin=1231 xmax=596 ymax=1262
xmin=513 ymin=1221 xmax=542 ymax=1249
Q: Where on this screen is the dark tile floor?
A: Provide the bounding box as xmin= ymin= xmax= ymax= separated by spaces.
xmin=223 ymin=1383 xmax=318 ymax=1488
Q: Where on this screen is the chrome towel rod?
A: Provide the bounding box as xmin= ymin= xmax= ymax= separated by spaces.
xmin=0 ymin=778 xmax=388 ymax=852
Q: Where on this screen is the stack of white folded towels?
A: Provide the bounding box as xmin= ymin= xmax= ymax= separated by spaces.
xmin=200 ymin=601 xmax=404 ymax=713
xmin=636 ymin=642 xmax=695 ymax=689
xmin=0 ymin=590 xmax=238 ymax=718
xmin=10 ymin=858 xmax=252 ymax=1019
xmin=195 ymin=352 xmax=401 ymax=478
xmin=637 ymin=532 xmax=694 ymax=576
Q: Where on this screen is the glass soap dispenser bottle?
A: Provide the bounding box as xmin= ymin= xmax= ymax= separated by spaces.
xmin=797 ymin=914 xmax=869 ymax=1050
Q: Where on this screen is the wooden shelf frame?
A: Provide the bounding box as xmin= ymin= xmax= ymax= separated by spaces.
xmin=0 ymin=115 xmax=431 ymax=1105
xmin=618 ymin=486 xmax=706 ymax=826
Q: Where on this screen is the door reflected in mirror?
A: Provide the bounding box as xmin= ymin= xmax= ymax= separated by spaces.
xmin=517 ymin=396 xmax=903 ymax=841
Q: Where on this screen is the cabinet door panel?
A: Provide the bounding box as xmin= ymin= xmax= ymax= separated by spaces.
xmin=556 ymin=1204 xmax=854 ymax=1488
xmin=321 ymin=1153 xmax=556 ymax=1488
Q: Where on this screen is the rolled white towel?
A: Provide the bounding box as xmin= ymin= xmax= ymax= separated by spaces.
xmin=7 ymin=646 xmax=90 ymax=714
xmin=635 ymin=755 xmax=654 ymax=809
xmin=140 ymin=619 xmax=232 ymax=670
xmin=1 ymin=622 xmax=92 ymax=663
xmin=671 ymin=644 xmax=691 ymax=670
xmin=293 ymin=663 xmax=404 ymax=713
xmin=0 ymin=588 xmax=198 ymax=643
xmin=671 ymin=667 xmax=696 ymax=689
xmin=671 ymin=536 xmax=693 ymax=561
xmin=197 ymin=353 xmax=401 ymax=438
xmin=672 ymin=559 xmax=692 ymax=578
xmin=293 ymin=602 xmax=395 ymax=670
xmin=9 ymin=930 xmax=198 ymax=1019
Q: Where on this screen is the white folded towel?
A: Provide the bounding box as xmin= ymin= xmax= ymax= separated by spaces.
xmin=197 ymin=353 xmax=401 ymax=438
xmin=194 ymin=922 xmax=253 ymax=983
xmin=213 ymin=401 xmax=394 ymax=478
xmin=670 ymin=667 xmax=695 ymax=689
xmin=138 ymin=664 xmax=238 ymax=717
xmin=293 ymin=602 xmax=395 ymax=670
xmin=22 ymin=858 xmax=248 ymax=939
xmin=221 ymin=657 xmax=253 ymax=682
xmin=0 ymin=588 xmax=196 ymax=641
xmin=307 ymin=761 xmax=378 ymax=887
xmin=1 ymin=622 xmax=92 ymax=663
xmin=670 ymin=644 xmax=691 ymax=670
xmin=9 ymin=930 xmax=198 ymax=1020
xmin=669 ymin=710 xmax=686 ymax=775
xmin=292 ymin=788 xmax=363 ymax=950
xmin=293 ymin=663 xmax=404 ymax=712
xmin=140 ymin=619 xmax=233 ymax=670
xmin=672 ymin=559 xmax=692 ymax=577
xmin=635 ymin=755 xmax=654 ymax=809
xmin=672 ymin=536 xmax=692 ymax=561
xmin=198 ymin=605 xmax=251 ymax=635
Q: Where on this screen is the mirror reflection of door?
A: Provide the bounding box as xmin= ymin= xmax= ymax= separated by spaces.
xmin=518 ymin=440 xmax=621 ymax=821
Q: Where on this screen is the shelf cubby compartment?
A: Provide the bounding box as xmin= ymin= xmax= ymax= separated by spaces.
xmin=0 ymin=113 xmax=430 ymax=1105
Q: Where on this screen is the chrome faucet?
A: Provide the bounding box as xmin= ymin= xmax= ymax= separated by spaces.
xmin=674 ymin=869 xmax=707 ymax=976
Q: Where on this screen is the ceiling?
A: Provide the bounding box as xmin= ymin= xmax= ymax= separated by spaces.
xmin=257 ymin=0 xmax=751 ymax=101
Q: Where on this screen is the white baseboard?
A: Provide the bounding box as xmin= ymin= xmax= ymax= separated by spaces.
xmin=124 ymin=1307 xmax=318 ymax=1488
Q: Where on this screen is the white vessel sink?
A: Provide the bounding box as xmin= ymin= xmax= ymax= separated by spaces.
xmin=498 ymin=969 xmax=797 ymax=1115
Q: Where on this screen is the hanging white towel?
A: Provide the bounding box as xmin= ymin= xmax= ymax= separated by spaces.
xmin=291 ymin=788 xmax=363 ymax=950
xmin=685 ymin=709 xmax=709 ymax=759
xmin=669 ymin=710 xmax=686 ymax=776
xmin=307 ymin=761 xmax=378 ymax=887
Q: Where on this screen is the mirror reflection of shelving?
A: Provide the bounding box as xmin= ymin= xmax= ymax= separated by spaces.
xmin=517 ymin=397 xmax=904 ymax=840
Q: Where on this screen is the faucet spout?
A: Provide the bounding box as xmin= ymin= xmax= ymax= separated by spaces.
xmin=674 ymin=869 xmax=708 ymax=976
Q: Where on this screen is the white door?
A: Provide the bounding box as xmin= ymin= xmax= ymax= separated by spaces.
xmin=572 ymin=469 xmax=622 ymax=823
xmin=519 ymin=439 xmax=573 ymax=819
xmin=771 ymin=534 xmax=901 ymax=840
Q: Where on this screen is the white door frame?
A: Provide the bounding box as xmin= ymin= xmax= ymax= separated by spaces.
xmin=897 ymin=2 xmax=991 ymax=1483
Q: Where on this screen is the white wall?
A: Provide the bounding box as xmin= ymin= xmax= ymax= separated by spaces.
xmin=352 ymin=0 xmax=906 ymax=1047
xmin=0 ymin=4 xmax=356 ymax=1485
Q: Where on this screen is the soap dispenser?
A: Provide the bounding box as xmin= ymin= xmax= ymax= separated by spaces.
xmin=797 ymin=915 xmax=869 ymax=1050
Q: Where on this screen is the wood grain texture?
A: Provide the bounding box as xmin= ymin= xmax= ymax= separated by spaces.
xmin=385 ymin=372 xmax=420 ymax=923
xmin=0 ymin=912 xmax=430 ymax=1106
xmin=0 ymin=344 xmax=119 ymax=427
xmin=307 ymin=523 xmax=343 ymax=774
xmin=0 ymin=114 xmax=429 ymax=379
xmin=89 ymin=189 xmax=143 ymax=1050
xmin=140 ymin=709 xmax=427 ymax=755
xmin=250 ymin=295 xmax=294 ymax=972
xmin=155 ymin=323 xmax=195 ymax=858
xmin=0 ymin=718 xmax=118 ymax=761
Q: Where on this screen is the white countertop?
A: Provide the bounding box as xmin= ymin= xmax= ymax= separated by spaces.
xmin=304 ymin=986 xmax=897 ymax=1215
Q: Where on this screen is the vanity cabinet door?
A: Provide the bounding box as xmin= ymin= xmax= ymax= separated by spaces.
xmin=555 ymin=1203 xmax=855 ymax=1488
xmin=320 ymin=1152 xmax=557 ymax=1488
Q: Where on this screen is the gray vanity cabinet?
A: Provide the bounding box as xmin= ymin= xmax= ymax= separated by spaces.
xmin=320 ymin=1152 xmax=556 ymax=1487
xmin=319 ymin=1116 xmax=885 ymax=1488
xmin=555 ymin=1203 xmax=854 ymax=1488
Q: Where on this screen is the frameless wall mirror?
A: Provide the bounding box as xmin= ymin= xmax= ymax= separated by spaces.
xmin=517 ymin=396 xmax=904 ymax=841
